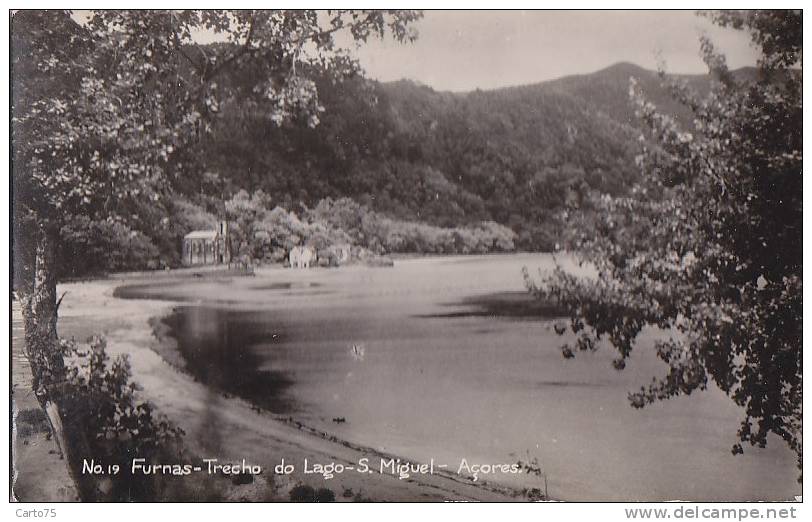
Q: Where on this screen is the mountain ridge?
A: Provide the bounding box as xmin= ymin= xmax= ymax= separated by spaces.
xmin=379 ymin=62 xmax=759 ymax=94
xmin=191 ymin=60 xmax=743 ymax=249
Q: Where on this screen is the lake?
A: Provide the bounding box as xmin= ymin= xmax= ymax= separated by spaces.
xmin=118 ymin=253 xmax=800 ymax=501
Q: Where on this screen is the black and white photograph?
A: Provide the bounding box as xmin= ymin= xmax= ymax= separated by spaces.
xmin=7 ymin=5 xmax=804 ymax=509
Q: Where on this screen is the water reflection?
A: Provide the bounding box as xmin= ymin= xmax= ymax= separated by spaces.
xmin=163 ymin=306 xmax=296 ymax=413
xmin=250 ymin=282 xmax=323 ymax=291
xmin=126 ymin=254 xmax=799 ymax=501
xmin=414 ymin=291 xmax=567 ymax=319
xmin=199 ymin=387 xmax=225 ymax=454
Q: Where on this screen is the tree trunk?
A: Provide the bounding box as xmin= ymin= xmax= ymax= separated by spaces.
xmin=17 ymin=226 xmax=86 ymax=496
xmin=20 ymin=226 xmax=64 ymax=396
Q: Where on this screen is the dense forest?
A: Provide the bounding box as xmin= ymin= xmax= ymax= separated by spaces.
xmin=52 ymin=46 xmax=757 ymax=275
xmin=194 ymin=62 xmax=700 ymax=248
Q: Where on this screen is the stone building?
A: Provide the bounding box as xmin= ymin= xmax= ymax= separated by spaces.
xmin=182 ymin=221 xmax=230 ymax=266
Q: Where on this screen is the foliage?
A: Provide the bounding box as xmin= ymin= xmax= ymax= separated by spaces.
xmin=12 ymin=10 xmax=421 ymax=230
xmin=289 ymin=484 xmax=336 ymax=502
xmin=12 ymin=10 xmax=744 ymax=279
xmin=60 ymin=336 xmax=184 ymax=500
xmin=528 ymin=10 xmax=802 ymax=472
xmin=57 ymin=216 xmax=161 ymax=277
xmin=307 ymin=197 xmax=517 ymax=255
xmin=11 ymin=7 xmax=421 ymax=413
xmin=258 ymin=206 xmax=311 ymax=259
xmin=11 ymin=9 xmax=422 ymax=500
xmin=224 ymin=189 xmax=272 ymax=263
xmin=193 ymin=61 xmax=743 ymax=251
xmin=220 ymin=193 xmax=516 ymax=266
xmin=13 ymin=9 xmax=423 ymax=281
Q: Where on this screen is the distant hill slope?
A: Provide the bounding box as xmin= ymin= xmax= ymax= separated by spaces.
xmin=195 ymin=62 xmax=748 ymax=249
xmin=540 ymin=62 xmax=759 ymax=127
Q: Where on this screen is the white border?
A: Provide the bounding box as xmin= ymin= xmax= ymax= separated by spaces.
xmin=2 ymin=4 xmax=807 ymax=520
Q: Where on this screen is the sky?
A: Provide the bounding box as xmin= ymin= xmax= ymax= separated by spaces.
xmin=71 ymin=10 xmax=761 ymax=92
xmin=348 ymin=10 xmax=761 ymax=91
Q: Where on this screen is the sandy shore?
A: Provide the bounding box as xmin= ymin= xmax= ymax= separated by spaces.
xmin=55 ymin=272 xmax=525 ymax=502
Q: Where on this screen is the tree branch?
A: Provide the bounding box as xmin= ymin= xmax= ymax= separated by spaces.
xmin=203 ymin=12 xmax=257 ymax=82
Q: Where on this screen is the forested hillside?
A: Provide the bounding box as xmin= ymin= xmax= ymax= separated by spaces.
xmin=48 ymin=50 xmax=756 ymax=275
xmin=193 ymin=62 xmax=746 ymax=251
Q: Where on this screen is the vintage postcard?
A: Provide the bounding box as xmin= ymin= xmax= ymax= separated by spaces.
xmin=9 ymin=7 xmax=802 ymax=510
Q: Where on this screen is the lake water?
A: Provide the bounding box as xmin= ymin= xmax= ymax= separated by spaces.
xmin=119 ymin=254 xmax=800 ymax=501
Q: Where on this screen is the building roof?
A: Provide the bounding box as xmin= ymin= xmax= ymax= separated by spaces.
xmin=184 ymin=230 xmax=218 ymax=240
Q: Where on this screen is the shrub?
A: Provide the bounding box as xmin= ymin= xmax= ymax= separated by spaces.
xmin=315 ymin=487 xmax=336 ymax=502
xmin=305 ymin=196 xmax=517 ymax=255
xmin=288 ymin=484 xmax=336 ymax=502
xmin=60 ymin=336 xmax=184 ymax=501
xmin=289 ymin=484 xmax=316 ymax=502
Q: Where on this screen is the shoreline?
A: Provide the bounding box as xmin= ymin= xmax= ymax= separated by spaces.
xmin=55 ymin=272 xmax=531 ymax=502
xmin=147 ymin=311 xmax=528 ymax=499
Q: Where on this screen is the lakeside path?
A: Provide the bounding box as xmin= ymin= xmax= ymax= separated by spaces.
xmin=54 ymin=271 xmax=523 ymax=502
xmin=11 ymin=301 xmax=79 ymax=502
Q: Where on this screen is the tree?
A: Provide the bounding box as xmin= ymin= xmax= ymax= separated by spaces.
xmin=224 ymin=188 xmax=272 ymax=265
xmin=11 ymin=8 xmax=421 ymax=465
xmin=527 ymin=10 xmax=802 ymax=473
